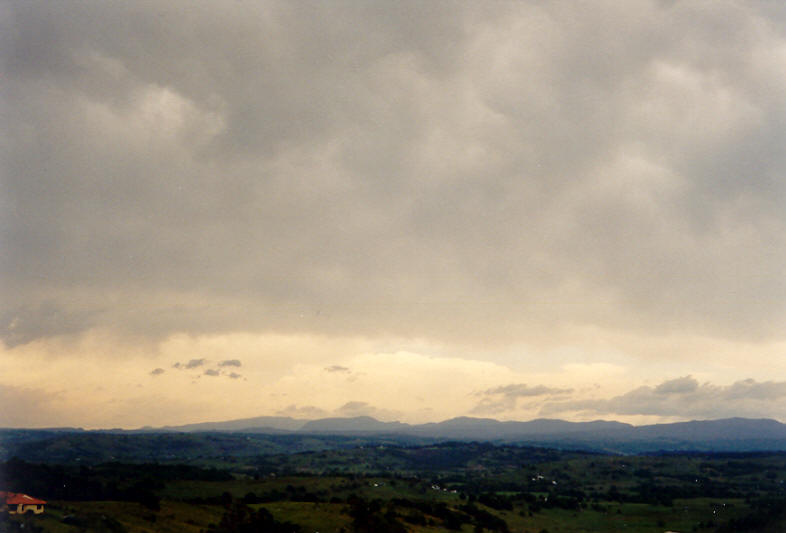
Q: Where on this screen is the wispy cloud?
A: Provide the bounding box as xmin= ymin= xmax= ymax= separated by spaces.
xmin=276 ymin=404 xmax=329 ymax=419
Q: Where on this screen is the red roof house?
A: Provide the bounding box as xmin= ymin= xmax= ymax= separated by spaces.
xmin=1 ymin=492 xmax=46 ymax=514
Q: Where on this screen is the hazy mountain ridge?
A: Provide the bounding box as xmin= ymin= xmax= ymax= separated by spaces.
xmin=148 ymin=415 xmax=786 ymax=450
xmin=5 ymin=416 xmax=786 ymax=457
xmin=158 ymin=415 xmax=309 ymax=433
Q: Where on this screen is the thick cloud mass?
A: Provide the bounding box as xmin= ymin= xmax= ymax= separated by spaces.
xmin=3 ymin=1 xmax=786 ymax=348
xmin=541 ymin=377 xmax=786 ymax=420
xmin=472 ymin=383 xmax=573 ymax=415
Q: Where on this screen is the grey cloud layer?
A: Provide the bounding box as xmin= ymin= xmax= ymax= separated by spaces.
xmin=471 ymin=383 xmax=573 ymax=414
xmin=541 ymin=377 xmax=786 ymax=420
xmin=3 ymin=1 xmax=786 ymax=346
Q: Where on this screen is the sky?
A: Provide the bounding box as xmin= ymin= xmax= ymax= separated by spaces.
xmin=2 ymin=1 xmax=786 ymax=429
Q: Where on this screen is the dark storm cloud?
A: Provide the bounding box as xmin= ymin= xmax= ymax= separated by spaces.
xmin=541 ymin=378 xmax=786 ymax=419
xmin=185 ymin=359 xmax=205 ymax=369
xmin=0 ymin=304 xmax=99 ymax=348
xmin=218 ymin=359 xmax=242 ymax=367
xmin=203 ymin=369 xmax=220 ymax=377
xmin=3 ymin=1 xmax=786 ymax=347
xmin=150 ymin=368 xmax=165 ymax=376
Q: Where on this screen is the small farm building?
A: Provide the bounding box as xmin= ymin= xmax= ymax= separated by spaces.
xmin=1 ymin=492 xmax=46 ymax=514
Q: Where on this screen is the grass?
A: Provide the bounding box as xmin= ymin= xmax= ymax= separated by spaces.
xmin=8 ymin=500 xmax=224 ymax=533
xmin=7 ymin=444 xmax=786 ymax=532
xmin=1 ymin=493 xmax=762 ymax=533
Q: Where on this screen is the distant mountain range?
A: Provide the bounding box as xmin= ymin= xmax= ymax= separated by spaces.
xmin=156 ymin=416 xmax=309 ymax=433
xmin=145 ymin=415 xmax=786 ymax=453
xmin=4 ymin=416 xmax=786 ymax=459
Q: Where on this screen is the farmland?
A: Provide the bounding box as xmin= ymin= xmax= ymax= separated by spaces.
xmin=4 ymin=439 xmax=786 ymax=532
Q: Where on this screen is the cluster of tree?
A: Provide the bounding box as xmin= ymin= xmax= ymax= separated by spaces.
xmin=241 ymin=484 xmax=326 ymax=504
xmin=602 ymin=479 xmax=741 ymax=506
xmin=189 ymin=485 xmax=329 ymax=506
xmin=458 ymin=502 xmax=510 ymax=531
xmin=717 ymin=496 xmax=786 ymax=532
xmin=461 ymin=485 xmax=585 ymax=513
xmin=253 ymin=441 xmax=573 ymax=477
xmin=207 ymin=500 xmax=301 ymax=533
xmin=1 ymin=458 xmax=230 ymax=509
xmin=347 ymin=497 xmax=408 ymax=533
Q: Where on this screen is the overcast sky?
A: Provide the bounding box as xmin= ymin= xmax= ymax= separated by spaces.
xmin=3 ymin=0 xmax=786 ymax=428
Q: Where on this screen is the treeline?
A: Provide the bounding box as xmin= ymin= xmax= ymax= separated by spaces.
xmin=186 ymin=487 xmax=513 ymax=531
xmin=717 ymin=496 xmax=786 ymax=532
xmin=1 ymin=457 xmax=231 ymax=506
xmin=252 ymin=441 xmax=577 ymax=476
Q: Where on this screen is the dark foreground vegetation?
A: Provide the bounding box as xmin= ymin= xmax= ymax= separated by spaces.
xmin=3 ymin=439 xmax=786 ymax=532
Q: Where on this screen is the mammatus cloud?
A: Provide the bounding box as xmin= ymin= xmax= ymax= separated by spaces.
xmin=541 ymin=377 xmax=786 ymax=420
xmin=471 ymin=383 xmax=573 ymax=415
